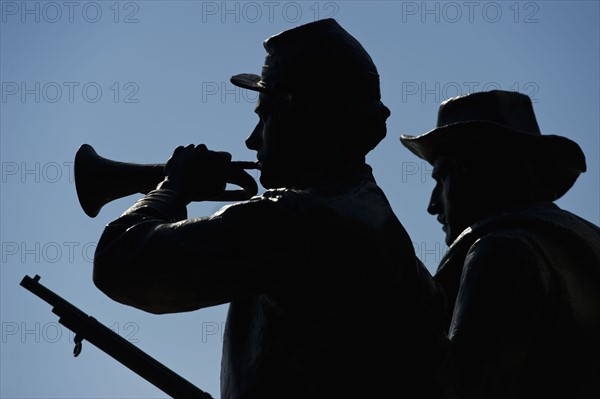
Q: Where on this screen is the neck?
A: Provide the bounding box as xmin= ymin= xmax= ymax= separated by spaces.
xmin=291 ymin=158 xmax=370 ymax=190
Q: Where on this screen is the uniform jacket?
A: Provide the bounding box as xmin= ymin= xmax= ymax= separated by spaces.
xmin=435 ymin=204 xmax=600 ymax=399
xmin=94 ymin=164 xmax=453 ymax=399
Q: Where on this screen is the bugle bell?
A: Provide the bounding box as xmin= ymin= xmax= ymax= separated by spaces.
xmin=74 ymin=144 xmax=258 ymax=218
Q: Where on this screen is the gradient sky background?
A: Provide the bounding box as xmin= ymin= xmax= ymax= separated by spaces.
xmin=1 ymin=1 xmax=599 ymax=398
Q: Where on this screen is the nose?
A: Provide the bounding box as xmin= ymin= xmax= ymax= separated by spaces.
xmin=245 ymin=121 xmax=262 ymax=151
xmin=427 ymin=184 xmax=442 ymax=215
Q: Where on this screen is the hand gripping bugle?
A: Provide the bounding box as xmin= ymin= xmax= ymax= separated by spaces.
xmin=20 ymin=275 xmax=213 ymax=399
xmin=74 ymin=144 xmax=259 ymax=218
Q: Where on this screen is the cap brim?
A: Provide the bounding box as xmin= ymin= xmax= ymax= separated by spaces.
xmin=230 ymin=73 xmax=267 ymax=92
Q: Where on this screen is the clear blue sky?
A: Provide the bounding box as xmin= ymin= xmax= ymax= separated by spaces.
xmin=1 ymin=1 xmax=598 ymax=398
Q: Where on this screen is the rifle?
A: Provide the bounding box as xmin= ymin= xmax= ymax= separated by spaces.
xmin=20 ymin=274 xmax=213 ymax=399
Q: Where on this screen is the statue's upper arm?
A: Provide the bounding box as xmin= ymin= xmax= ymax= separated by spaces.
xmin=450 ymin=230 xmax=548 ymax=361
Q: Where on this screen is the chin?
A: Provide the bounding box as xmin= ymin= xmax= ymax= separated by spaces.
xmin=259 ymin=164 xmax=300 ymax=190
xmin=259 ymin=171 xmax=286 ymax=190
xmin=442 ymin=225 xmax=453 ymax=246
xmin=443 ymin=224 xmax=459 ymax=246
xmin=444 ymin=234 xmax=454 ymax=246
xmin=445 ymin=223 xmax=471 ymax=245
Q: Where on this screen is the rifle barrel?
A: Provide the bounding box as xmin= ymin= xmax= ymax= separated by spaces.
xmin=20 ymin=275 xmax=212 ymax=399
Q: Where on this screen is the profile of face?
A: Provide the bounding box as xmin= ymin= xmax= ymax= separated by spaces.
xmin=428 ymin=157 xmax=497 ymax=245
xmin=245 ymin=93 xmax=308 ymax=189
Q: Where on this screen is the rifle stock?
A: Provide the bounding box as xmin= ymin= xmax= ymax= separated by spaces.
xmin=20 ymin=274 xmax=213 ymax=399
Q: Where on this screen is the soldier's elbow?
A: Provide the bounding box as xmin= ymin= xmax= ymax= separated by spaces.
xmin=93 ymin=259 xmax=172 ymax=315
xmin=93 ymin=258 xmax=123 ymax=299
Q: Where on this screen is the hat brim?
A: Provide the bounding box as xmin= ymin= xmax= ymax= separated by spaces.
xmin=400 ymin=120 xmax=580 ymax=165
xmin=230 ymin=73 xmax=268 ymax=92
xmin=399 ymin=120 xmax=587 ymax=201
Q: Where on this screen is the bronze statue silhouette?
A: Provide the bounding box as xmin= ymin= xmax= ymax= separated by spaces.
xmin=401 ymin=90 xmax=600 ymax=399
xmin=93 ymin=19 xmax=455 ymax=399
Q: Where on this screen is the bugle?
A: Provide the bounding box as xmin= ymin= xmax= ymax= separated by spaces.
xmin=74 ymin=144 xmax=258 ymax=218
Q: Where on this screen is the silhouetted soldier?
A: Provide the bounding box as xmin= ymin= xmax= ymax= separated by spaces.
xmin=401 ymin=90 xmax=600 ymax=399
xmin=94 ymin=19 xmax=454 ymax=399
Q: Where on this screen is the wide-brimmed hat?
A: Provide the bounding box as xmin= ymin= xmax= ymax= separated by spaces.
xmin=230 ymin=18 xmax=382 ymax=100
xmin=400 ymin=90 xmax=586 ymax=200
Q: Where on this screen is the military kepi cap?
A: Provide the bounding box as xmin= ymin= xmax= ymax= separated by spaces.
xmin=231 ymin=18 xmax=382 ymax=100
